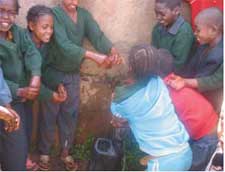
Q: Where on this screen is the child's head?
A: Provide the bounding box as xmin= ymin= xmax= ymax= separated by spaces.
xmin=154 ymin=0 xmax=182 ymax=27
xmin=0 ymin=0 xmax=20 ymax=32
xmin=62 ymin=0 xmax=78 ymax=13
xmin=194 ymin=7 xmax=223 ymax=45
xmin=128 ymin=44 xmax=174 ymax=80
xmin=27 ymin=5 xmax=53 ymax=44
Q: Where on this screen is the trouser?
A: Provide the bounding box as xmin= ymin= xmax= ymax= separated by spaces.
xmin=0 ymin=102 xmax=29 ymax=171
xmin=147 ymin=146 xmax=193 ymax=171
xmin=189 ymin=132 xmax=218 ymax=171
xmin=39 ymin=73 xmax=79 ymax=155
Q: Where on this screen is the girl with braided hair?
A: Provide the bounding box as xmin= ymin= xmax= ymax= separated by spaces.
xmin=110 ymin=44 xmax=192 ymax=171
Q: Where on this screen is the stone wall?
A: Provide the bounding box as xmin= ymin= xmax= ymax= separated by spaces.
xmin=17 ymin=0 xmax=191 ymax=143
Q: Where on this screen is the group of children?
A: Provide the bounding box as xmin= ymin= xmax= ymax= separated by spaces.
xmin=111 ymin=0 xmax=223 ymax=171
xmin=0 ymin=0 xmax=223 ymax=171
xmin=0 ymin=0 xmax=121 ymax=171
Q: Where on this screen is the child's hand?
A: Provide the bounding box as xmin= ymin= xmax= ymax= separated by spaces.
xmin=109 ymin=47 xmax=123 ymax=65
xmin=51 ymin=84 xmax=67 ymax=103
xmin=0 ymin=106 xmax=20 ymax=132
xmin=110 ymin=115 xmax=128 ymax=128
xmin=17 ymin=87 xmax=39 ymax=100
xmin=165 ymin=73 xmax=186 ymax=90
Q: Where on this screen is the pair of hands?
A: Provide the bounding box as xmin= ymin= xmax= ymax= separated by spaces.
xmin=52 ymin=84 xmax=67 ymax=103
xmin=0 ymin=106 xmax=20 ymax=132
xmin=164 ymin=73 xmax=186 ymax=90
xmin=86 ymin=48 xmax=123 ymax=69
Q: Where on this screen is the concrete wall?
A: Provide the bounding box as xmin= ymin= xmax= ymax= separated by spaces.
xmin=17 ymin=0 xmax=191 ymax=143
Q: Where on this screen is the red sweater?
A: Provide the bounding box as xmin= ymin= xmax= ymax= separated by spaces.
xmin=185 ymin=0 xmax=223 ymax=29
xmin=168 ymin=86 xmax=218 ymax=140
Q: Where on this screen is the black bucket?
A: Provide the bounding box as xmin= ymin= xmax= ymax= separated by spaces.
xmin=88 ymin=138 xmax=122 ymax=171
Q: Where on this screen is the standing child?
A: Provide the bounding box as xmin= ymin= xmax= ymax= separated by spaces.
xmin=152 ymin=0 xmax=194 ymax=74
xmin=26 ymin=5 xmax=68 ymax=170
xmin=111 ymin=44 xmax=192 ymax=171
xmin=38 ymin=0 xmax=122 ymax=170
xmin=0 ymin=0 xmax=42 ymax=170
xmin=167 ymin=7 xmax=223 ymax=113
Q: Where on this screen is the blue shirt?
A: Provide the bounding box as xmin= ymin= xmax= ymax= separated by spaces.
xmin=111 ymin=77 xmax=189 ymax=156
xmin=0 ymin=67 xmax=12 ymax=105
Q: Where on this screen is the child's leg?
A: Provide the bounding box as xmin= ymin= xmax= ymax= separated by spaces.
xmin=57 ymin=74 xmax=80 ymax=154
xmin=0 ymin=103 xmax=27 ymax=171
xmin=189 ymin=133 xmax=219 ymax=171
xmin=39 ymin=100 xmax=60 ymax=155
xmin=147 ymin=146 xmax=192 ymax=171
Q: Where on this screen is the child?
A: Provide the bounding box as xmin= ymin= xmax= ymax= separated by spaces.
xmin=26 ymin=5 xmax=67 ymax=170
xmin=38 ymin=0 xmax=122 ymax=170
xmin=152 ymin=0 xmax=194 ymax=74
xmin=0 ymin=0 xmax=42 ymax=170
xmin=111 ymin=44 xmax=192 ymax=171
xmin=184 ymin=0 xmax=223 ymax=29
xmin=167 ymin=7 xmax=223 ymax=113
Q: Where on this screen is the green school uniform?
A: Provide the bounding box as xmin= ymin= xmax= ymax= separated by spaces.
xmin=0 ymin=25 xmax=42 ymax=99
xmin=152 ymin=16 xmax=194 ymax=73
xmin=41 ymin=6 xmax=113 ymax=99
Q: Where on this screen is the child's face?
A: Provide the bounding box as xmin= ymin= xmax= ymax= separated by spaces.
xmin=0 ymin=0 xmax=17 ymax=32
xmin=62 ymin=0 xmax=78 ymax=12
xmin=29 ymin=15 xmax=53 ymax=43
xmin=194 ymin=22 xmax=215 ymax=45
xmin=155 ymin=2 xmax=179 ymax=27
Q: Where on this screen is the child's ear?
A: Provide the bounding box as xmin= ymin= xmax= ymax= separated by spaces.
xmin=209 ymin=25 xmax=220 ymax=37
xmin=28 ymin=22 xmax=35 ymax=31
xmin=173 ymin=6 xmax=181 ymax=16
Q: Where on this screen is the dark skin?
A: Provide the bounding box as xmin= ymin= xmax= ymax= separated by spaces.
xmin=61 ymin=0 xmax=122 ymax=69
xmin=0 ymin=105 xmax=20 ymax=132
xmin=0 ymin=0 xmax=40 ymax=101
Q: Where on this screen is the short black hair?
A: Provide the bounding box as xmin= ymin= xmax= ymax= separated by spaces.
xmin=195 ymin=7 xmax=223 ymax=31
xmin=27 ymin=5 xmax=53 ymax=24
xmin=0 ymin=0 xmax=20 ymax=14
xmin=128 ymin=44 xmax=174 ymax=80
xmin=155 ymin=0 xmax=182 ymax=10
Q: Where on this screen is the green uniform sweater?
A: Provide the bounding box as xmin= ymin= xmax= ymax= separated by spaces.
xmin=0 ymin=25 xmax=42 ymax=99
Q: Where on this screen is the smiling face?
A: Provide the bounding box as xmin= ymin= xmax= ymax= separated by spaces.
xmin=154 ymin=2 xmax=179 ymax=28
xmin=29 ymin=14 xmax=53 ymax=44
xmin=0 ymin=0 xmax=18 ymax=32
xmin=194 ymin=21 xmax=215 ymax=45
xmin=62 ymin=0 xmax=78 ymax=13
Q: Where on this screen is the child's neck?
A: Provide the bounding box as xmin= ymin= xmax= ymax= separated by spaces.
xmin=209 ymin=33 xmax=222 ymax=48
xmin=31 ymin=33 xmax=42 ymax=48
xmin=0 ymin=31 xmax=7 ymax=40
xmin=61 ymin=4 xmax=77 ymax=23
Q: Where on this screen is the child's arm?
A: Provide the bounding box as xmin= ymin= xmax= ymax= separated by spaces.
xmin=166 ymin=65 xmax=223 ymax=91
xmin=21 ymin=30 xmax=42 ymax=92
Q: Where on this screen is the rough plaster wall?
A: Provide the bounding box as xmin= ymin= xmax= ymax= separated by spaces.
xmin=17 ymin=0 xmax=190 ymax=143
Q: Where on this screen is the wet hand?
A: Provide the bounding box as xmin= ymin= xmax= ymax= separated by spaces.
xmin=17 ymin=87 xmax=39 ymax=100
xmin=110 ymin=115 xmax=128 ymax=128
xmin=165 ymin=73 xmax=185 ymax=90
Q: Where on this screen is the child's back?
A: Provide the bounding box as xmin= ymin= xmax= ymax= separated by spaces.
xmin=111 ymin=44 xmax=192 ymax=171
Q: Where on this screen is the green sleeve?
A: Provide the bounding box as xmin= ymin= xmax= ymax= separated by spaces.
xmin=38 ymin=83 xmax=54 ymax=101
xmin=52 ymin=16 xmax=86 ymax=65
xmin=21 ymin=30 xmax=42 ymax=76
xmin=171 ymin=30 xmax=194 ymax=70
xmin=84 ymin=11 xmax=112 ymax=54
xmin=197 ymin=64 xmax=223 ymax=92
xmin=151 ymin=25 xmax=159 ymax=47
